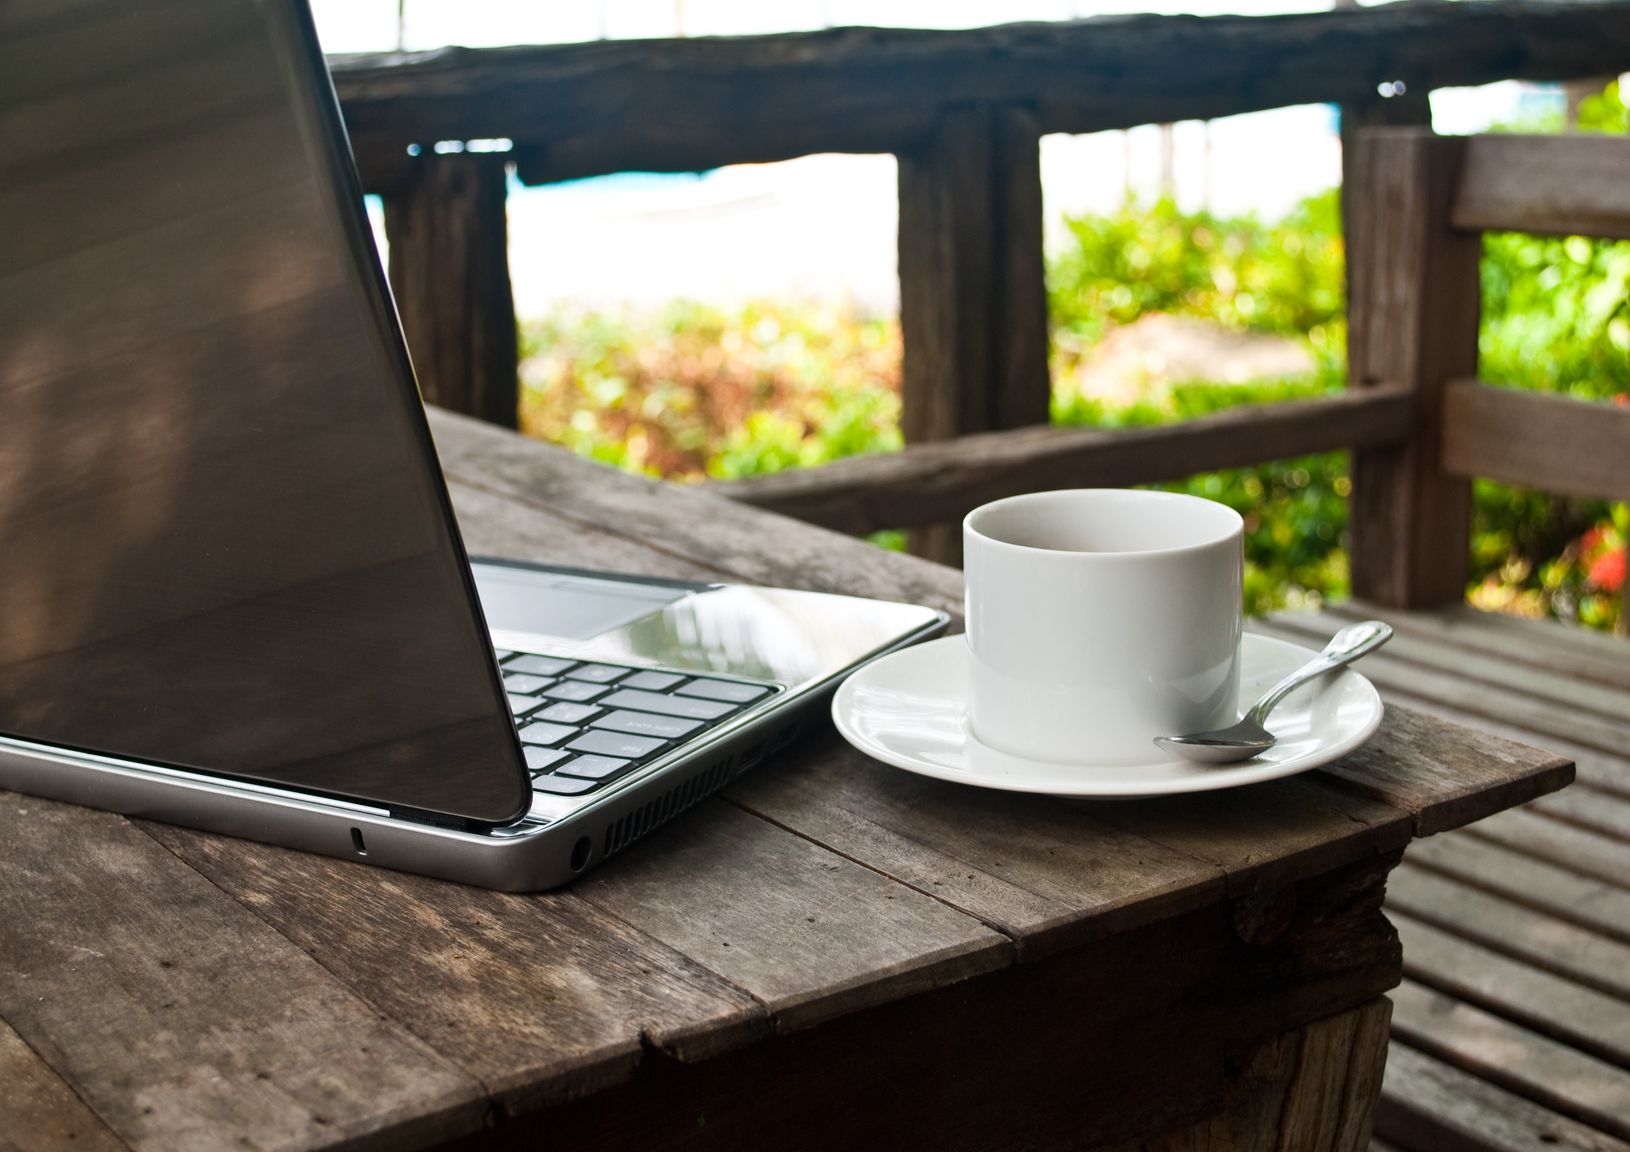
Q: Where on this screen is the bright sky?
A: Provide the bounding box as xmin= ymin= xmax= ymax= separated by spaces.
xmin=324 ymin=1 xmax=1549 ymax=315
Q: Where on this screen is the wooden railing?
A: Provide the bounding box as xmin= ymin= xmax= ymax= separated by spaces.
xmin=328 ymin=1 xmax=1630 ymax=591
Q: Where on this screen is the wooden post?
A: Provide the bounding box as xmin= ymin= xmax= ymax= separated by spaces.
xmin=1338 ymin=90 xmax=1432 ymax=296
xmin=382 ymin=153 xmax=520 ymax=429
xmin=897 ymin=104 xmax=1050 ymax=565
xmin=1346 ymin=129 xmax=1481 ymax=608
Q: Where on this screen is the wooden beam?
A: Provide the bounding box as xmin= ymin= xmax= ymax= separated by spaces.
xmin=713 ymin=388 xmax=1414 ymax=536
xmin=897 ymin=104 xmax=1049 ymax=563
xmin=1453 ymin=134 xmax=1630 ymax=240
xmin=382 ymin=154 xmax=520 ymax=428
xmin=1441 ymin=380 xmax=1630 ymax=500
xmin=1347 ymin=130 xmax=1481 ymax=609
xmin=329 ymin=2 xmax=1630 ymax=187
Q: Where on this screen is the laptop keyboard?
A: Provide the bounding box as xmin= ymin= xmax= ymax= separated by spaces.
xmin=495 ymin=650 xmax=777 ymax=797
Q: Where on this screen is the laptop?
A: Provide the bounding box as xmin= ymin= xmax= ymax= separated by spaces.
xmin=0 ymin=0 xmax=946 ymax=890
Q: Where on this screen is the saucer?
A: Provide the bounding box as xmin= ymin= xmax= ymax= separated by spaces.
xmin=831 ymin=633 xmax=1383 ymax=798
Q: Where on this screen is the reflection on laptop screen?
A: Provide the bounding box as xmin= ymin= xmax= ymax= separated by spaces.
xmin=0 ymin=0 xmax=531 ymax=823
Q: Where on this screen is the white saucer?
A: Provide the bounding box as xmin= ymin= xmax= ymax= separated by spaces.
xmin=832 ymin=633 xmax=1383 ymax=798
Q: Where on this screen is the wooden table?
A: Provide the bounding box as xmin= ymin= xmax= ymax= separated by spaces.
xmin=0 ymin=411 xmax=1574 ymax=1152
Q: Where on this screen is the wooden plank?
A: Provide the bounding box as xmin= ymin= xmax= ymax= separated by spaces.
xmin=896 ymin=103 xmax=1049 ymax=564
xmin=1378 ymin=1040 xmax=1630 ymax=1152
xmin=716 ymin=388 xmax=1414 ymax=536
xmin=429 ymin=407 xmax=967 ymax=621
xmin=1264 ymin=609 xmax=1630 ymax=729
xmin=1468 ymin=808 xmax=1630 ymax=890
xmin=328 ymin=3 xmax=1630 ymax=186
xmin=0 ymin=793 xmax=486 ymax=1152
xmin=1441 ymin=381 xmax=1630 ymax=501
xmin=139 ymin=820 xmax=768 ymax=1114
xmin=1454 ymin=133 xmax=1630 ymax=240
xmin=1347 ymin=129 xmax=1480 ymax=609
xmin=383 ymin=153 xmax=519 ymax=428
xmin=1535 ymin=786 xmax=1630 ymax=844
xmin=0 ymin=1015 xmax=128 ymax=1152
xmin=1323 ymin=600 xmax=1630 ymax=694
xmin=1304 ymin=695 xmax=1571 ymax=838
xmin=1405 ymin=832 xmax=1630 ymax=946
xmin=1388 ymin=979 xmax=1630 ymax=1142
xmin=1392 ymin=911 xmax=1630 ymax=1068
xmin=570 ymin=801 xmax=1010 ymax=1033
xmin=724 ymin=733 xmax=1226 ymax=961
xmin=1388 ymin=862 xmax=1630 ymax=1000
xmin=1338 ymin=671 xmax=1630 ymax=801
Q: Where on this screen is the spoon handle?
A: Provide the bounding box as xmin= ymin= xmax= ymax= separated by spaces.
xmin=1245 ymin=620 xmax=1392 ymax=726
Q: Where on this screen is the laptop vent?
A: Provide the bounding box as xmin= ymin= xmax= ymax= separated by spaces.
xmin=603 ymin=743 xmax=764 ymax=859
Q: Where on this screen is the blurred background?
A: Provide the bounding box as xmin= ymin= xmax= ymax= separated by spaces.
xmin=316 ymin=0 xmax=1630 ymax=631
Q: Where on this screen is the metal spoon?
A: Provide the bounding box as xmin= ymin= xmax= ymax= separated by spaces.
xmin=1155 ymin=620 xmax=1393 ymax=764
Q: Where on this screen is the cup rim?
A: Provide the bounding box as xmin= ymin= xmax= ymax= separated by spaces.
xmin=963 ymin=488 xmax=1243 ymax=559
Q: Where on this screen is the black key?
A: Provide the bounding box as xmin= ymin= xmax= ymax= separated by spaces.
xmin=565 ymin=663 xmax=628 ymax=684
xmin=622 ymin=670 xmax=686 ymax=691
xmin=507 ymin=654 xmax=576 ymax=677
xmin=503 ymin=673 xmax=554 ymax=695
xmin=592 ymin=710 xmax=702 ymax=740
xmin=556 ymin=754 xmax=632 ymax=781
xmin=598 ymin=689 xmax=732 ymax=721
xmin=531 ymin=774 xmax=597 ymax=795
xmin=566 ymin=730 xmax=665 ymax=760
xmin=517 ymin=720 xmax=579 ymax=746
xmin=536 ymin=701 xmax=600 ymax=725
xmin=524 ymin=746 xmax=569 ymax=773
xmin=540 ymin=680 xmax=611 ymax=703
xmin=676 ymin=679 xmax=771 ymax=705
xmin=506 ymin=694 xmax=541 ymax=716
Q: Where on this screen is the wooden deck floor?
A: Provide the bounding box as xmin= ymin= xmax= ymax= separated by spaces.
xmin=1252 ymin=604 xmax=1630 ymax=1152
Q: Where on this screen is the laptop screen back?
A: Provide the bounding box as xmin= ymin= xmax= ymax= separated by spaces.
xmin=0 ymin=0 xmax=532 ymax=823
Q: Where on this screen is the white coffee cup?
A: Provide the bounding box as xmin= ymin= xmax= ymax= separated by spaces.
xmin=963 ymin=489 xmax=1243 ymax=766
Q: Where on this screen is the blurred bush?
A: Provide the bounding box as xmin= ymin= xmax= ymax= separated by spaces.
xmin=518 ymin=82 xmax=1627 ymax=629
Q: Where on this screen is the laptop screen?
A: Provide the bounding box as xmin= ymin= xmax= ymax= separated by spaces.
xmin=0 ymin=0 xmax=532 ymax=824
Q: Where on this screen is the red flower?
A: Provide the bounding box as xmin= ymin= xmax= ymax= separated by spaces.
xmin=1588 ymin=548 xmax=1626 ymax=592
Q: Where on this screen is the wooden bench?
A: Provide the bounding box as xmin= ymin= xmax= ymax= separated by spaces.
xmin=720 ymin=127 xmax=1630 ymax=1150
xmin=1259 ymin=605 xmax=1630 ymax=1152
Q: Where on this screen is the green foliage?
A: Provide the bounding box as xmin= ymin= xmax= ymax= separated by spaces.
xmin=520 ymin=299 xmax=900 ymax=481
xmin=518 ymin=81 xmax=1627 ymax=630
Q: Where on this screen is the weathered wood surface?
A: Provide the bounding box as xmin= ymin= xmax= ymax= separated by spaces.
xmin=716 ymin=387 xmax=1414 ymax=536
xmin=327 ymin=1 xmax=1630 ymax=190
xmin=1454 ymin=133 xmax=1630 ymax=240
xmin=1441 ymin=381 xmax=1630 ymax=502
xmin=1253 ymin=606 xmax=1630 ymax=1152
xmin=383 ymin=154 xmax=520 ymax=427
xmin=0 ymin=413 xmax=1576 ymax=1151
xmin=1346 ymin=129 xmax=1481 ymax=609
xmin=897 ymin=103 xmax=1049 ymax=563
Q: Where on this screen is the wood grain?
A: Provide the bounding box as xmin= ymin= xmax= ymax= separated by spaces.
xmin=572 ymin=801 xmax=1010 ymax=1032
xmin=1378 ymin=1040 xmax=1630 ymax=1152
xmin=1347 ymin=129 xmax=1481 ymax=608
xmin=0 ymin=1015 xmax=127 ymax=1152
xmin=1454 ymin=133 xmax=1630 ymax=240
xmin=1388 ymin=863 xmax=1630 ymax=1000
xmin=0 ymin=794 xmax=485 ymax=1152
xmin=138 ymin=820 xmax=767 ymax=1114
xmin=328 ymin=3 xmax=1630 ymax=187
xmin=897 ymin=103 xmax=1049 ymax=564
xmin=1405 ymin=832 xmax=1630 ymax=947
xmin=383 ymin=154 xmax=519 ymax=427
xmin=1441 ymin=380 xmax=1630 ymax=501
xmin=716 ymin=388 xmax=1413 ymax=537
xmin=1393 ymin=911 xmax=1630 ymax=1068
xmin=1468 ymin=808 xmax=1630 ymax=890
xmin=1389 ymin=979 xmax=1630 ymax=1142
